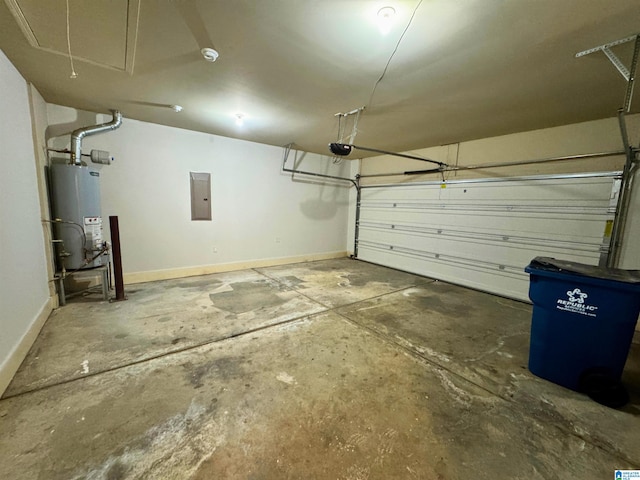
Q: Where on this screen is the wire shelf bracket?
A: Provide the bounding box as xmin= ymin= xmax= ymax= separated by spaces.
xmin=576 ymin=33 xmax=640 ymax=112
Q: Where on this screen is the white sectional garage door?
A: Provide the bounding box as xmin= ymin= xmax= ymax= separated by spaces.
xmin=356 ymin=172 xmax=620 ymax=301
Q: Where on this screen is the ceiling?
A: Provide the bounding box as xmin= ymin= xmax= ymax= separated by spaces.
xmin=1 ymin=0 xmax=639 ymax=157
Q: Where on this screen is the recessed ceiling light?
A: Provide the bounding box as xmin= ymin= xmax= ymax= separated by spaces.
xmin=201 ymin=47 xmax=219 ymax=62
xmin=170 ymin=105 xmax=183 ymax=112
xmin=377 ymin=6 xmax=396 ymax=35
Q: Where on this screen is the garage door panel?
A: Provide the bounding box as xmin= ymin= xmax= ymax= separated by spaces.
xmin=358 ymin=243 xmax=529 ymax=301
xmin=359 ymin=228 xmax=600 ymax=266
xmin=358 ymin=213 xmax=608 ymax=243
xmin=361 ymin=177 xmax=615 ymax=203
xmin=356 ymin=173 xmax=619 ymax=301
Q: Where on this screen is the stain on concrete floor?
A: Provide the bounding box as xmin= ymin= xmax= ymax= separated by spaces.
xmin=256 ymin=258 xmax=434 ymax=308
xmin=1 ymin=313 xmax=632 ymax=479
xmin=3 ymin=270 xmax=324 ymax=396
xmin=1 ymin=258 xmax=639 ymax=479
xmin=208 ymin=280 xmax=287 ymax=315
xmin=336 ymin=281 xmax=532 ymax=387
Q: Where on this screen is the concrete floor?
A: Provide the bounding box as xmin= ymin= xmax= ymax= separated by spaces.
xmin=1 ymin=258 xmax=639 ymax=479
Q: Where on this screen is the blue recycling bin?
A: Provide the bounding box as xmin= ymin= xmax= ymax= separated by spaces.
xmin=525 ymin=257 xmax=640 ymax=394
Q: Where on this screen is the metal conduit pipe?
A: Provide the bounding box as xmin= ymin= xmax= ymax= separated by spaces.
xmin=358 ymin=150 xmax=625 ymax=179
xmin=70 ymin=110 xmax=122 ymax=165
xmin=281 ymin=143 xmax=358 ymax=188
xmin=358 ymin=171 xmax=621 ymax=189
xmin=607 ymin=111 xmax=639 ymax=267
xmin=353 ymin=179 xmax=361 ymax=258
xmin=282 ymin=165 xmax=358 ymax=188
xmin=447 ymin=150 xmax=625 ymax=171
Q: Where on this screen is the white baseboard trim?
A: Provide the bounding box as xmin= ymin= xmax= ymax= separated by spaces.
xmin=123 ymin=251 xmax=348 ymax=284
xmin=0 ymin=296 xmax=54 ymax=397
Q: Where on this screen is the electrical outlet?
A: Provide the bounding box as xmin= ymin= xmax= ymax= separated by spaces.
xmin=275 ymin=237 xmax=281 ymax=243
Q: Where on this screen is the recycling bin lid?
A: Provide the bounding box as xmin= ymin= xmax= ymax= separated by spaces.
xmin=527 ymin=256 xmax=640 ymax=284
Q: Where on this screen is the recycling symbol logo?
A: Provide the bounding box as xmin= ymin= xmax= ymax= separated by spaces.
xmin=566 ymin=288 xmax=588 ymax=304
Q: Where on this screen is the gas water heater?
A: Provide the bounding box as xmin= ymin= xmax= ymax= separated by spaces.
xmin=49 ymin=110 xmax=122 ymax=271
xmin=50 ymin=164 xmax=107 ymax=270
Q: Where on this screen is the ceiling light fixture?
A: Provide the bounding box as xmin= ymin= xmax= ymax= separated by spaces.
xmin=377 ymin=6 xmax=396 ymax=35
xmin=171 ymin=105 xmax=183 ymax=112
xmin=201 ymin=47 xmax=219 ymax=62
xmin=235 ymin=113 xmax=244 ymax=126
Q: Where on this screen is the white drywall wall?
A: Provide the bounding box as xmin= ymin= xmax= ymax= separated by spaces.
xmin=0 ymin=50 xmax=50 ymax=387
xmin=28 ymin=84 xmax=57 ymax=305
xmin=46 ymin=105 xmax=352 ymax=278
xmin=360 ymin=115 xmax=640 ymax=180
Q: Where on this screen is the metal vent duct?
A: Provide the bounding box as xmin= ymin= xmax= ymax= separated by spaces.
xmin=70 ymin=110 xmax=122 ymax=165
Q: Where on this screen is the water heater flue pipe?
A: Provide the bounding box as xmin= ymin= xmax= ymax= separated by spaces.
xmin=70 ymin=110 xmax=122 ymax=165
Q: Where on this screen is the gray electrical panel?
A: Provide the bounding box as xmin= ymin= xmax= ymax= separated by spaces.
xmin=190 ymin=172 xmax=211 ymax=221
